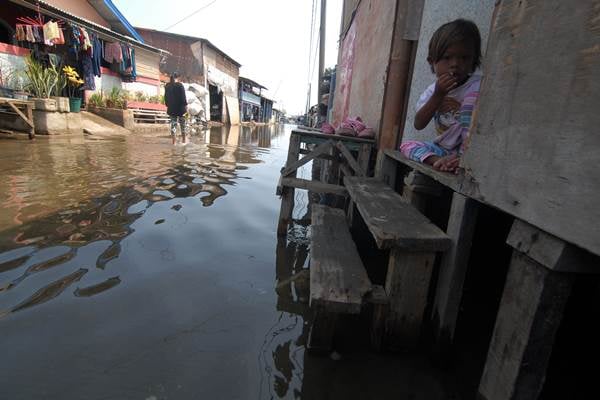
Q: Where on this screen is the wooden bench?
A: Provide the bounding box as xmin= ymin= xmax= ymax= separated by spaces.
xmin=0 ymin=97 xmax=35 ymax=139
xmin=131 ymin=108 xmax=170 ymax=124
xmin=344 ymin=176 xmax=451 ymax=350
xmin=308 ymin=204 xmax=389 ymax=351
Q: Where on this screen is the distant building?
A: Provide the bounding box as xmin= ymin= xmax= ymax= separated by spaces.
xmin=136 ymin=28 xmax=241 ymax=124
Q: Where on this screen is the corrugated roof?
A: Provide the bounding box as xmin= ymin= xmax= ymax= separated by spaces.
xmin=87 ymin=0 xmax=145 ymax=43
xmin=135 ymin=27 xmax=242 ymax=67
xmin=8 ymin=0 xmax=167 ymax=54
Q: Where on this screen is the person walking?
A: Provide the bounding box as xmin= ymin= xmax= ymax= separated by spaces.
xmin=165 ymin=73 xmax=187 ymax=144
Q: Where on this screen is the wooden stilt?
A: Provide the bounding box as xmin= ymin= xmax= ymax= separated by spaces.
xmin=478 ymin=219 xmax=587 ymax=400
xmin=432 ymin=192 xmax=479 ymax=350
xmin=384 ymin=249 xmax=436 ymax=350
xmin=277 ymin=134 xmax=301 ymax=235
xmin=307 ymin=309 xmax=338 ymax=353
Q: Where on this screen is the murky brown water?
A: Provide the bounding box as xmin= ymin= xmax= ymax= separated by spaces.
xmin=0 ymin=125 xmax=459 ymax=399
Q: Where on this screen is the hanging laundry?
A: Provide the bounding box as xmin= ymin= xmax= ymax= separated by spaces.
xmin=104 ymin=42 xmax=123 ymax=63
xmin=91 ymin=33 xmax=102 ymax=77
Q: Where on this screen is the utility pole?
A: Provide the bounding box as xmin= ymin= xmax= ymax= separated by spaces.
xmin=317 ymin=0 xmax=327 ymax=117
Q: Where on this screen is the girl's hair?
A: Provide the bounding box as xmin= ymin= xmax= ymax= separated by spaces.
xmin=428 ymin=19 xmax=482 ymax=72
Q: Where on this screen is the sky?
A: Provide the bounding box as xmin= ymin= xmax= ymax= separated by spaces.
xmin=112 ymin=0 xmax=343 ymax=115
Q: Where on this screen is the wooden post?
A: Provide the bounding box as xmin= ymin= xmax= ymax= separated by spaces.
xmin=277 ymin=133 xmax=301 ymax=235
xmin=431 ymin=193 xmax=479 ymax=351
xmin=402 ymin=171 xmax=441 ymax=213
xmin=375 ymin=150 xmax=398 ymax=189
xmin=26 ymin=103 xmax=34 ymax=139
xmin=366 ymin=284 xmax=390 ymax=352
xmin=478 ymin=220 xmax=584 ymax=400
xmin=384 ymin=249 xmax=436 ymax=351
xmin=307 ymin=309 xmax=337 ymax=353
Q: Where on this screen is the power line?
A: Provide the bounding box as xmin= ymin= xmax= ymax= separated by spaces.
xmin=164 ymin=0 xmax=219 ymax=31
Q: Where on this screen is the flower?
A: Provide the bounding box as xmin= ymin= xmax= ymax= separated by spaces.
xmin=63 ymin=66 xmax=84 ymax=97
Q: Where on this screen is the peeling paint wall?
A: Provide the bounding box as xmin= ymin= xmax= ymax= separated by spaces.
xmin=402 ymin=0 xmax=495 ymax=143
xmin=332 ymin=0 xmax=396 ymax=133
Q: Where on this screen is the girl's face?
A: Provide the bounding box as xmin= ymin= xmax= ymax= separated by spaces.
xmin=431 ymin=42 xmax=475 ymax=85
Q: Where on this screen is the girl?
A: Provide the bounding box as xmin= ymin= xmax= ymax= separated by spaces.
xmin=400 ymin=19 xmax=482 ymax=173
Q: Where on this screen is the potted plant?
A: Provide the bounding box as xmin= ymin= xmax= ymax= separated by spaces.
xmin=24 ymin=55 xmax=58 ymax=99
xmin=62 ymin=66 xmax=84 ymax=113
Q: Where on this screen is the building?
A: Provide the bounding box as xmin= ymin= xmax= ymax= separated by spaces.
xmin=238 ymin=76 xmax=267 ymax=123
xmin=0 ymin=0 xmax=166 ymax=100
xmin=135 ymin=28 xmax=241 ymax=124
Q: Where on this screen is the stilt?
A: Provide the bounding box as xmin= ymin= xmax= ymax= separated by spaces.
xmin=384 ymin=249 xmax=436 ymax=350
xmin=431 ymin=192 xmax=479 ymax=352
xmin=478 ymin=219 xmax=583 ymax=400
xmin=277 ymin=133 xmax=301 ymax=235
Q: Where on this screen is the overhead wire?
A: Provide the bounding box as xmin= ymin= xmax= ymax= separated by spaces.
xmin=163 ymin=0 xmax=219 ymax=31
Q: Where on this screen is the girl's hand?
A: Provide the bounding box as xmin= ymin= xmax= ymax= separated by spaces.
xmin=434 ymin=73 xmax=458 ymax=97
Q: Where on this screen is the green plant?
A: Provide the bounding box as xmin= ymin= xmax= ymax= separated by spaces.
xmin=105 ymin=87 xmax=127 ymax=109
xmin=24 ymin=55 xmax=59 ymax=98
xmin=148 ymin=95 xmax=161 ymax=104
xmin=88 ymin=92 xmax=105 ymax=107
xmin=134 ymin=91 xmax=147 ymax=102
xmin=51 ymin=61 xmax=67 ymax=97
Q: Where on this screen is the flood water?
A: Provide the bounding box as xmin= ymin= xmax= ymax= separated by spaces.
xmin=0 ymin=125 xmax=459 ymax=399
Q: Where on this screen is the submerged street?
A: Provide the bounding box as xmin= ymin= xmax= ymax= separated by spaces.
xmin=0 ymin=126 xmax=459 ymax=399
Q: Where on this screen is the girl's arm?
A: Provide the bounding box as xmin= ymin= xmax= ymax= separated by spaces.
xmin=414 ymin=73 xmax=457 ymax=130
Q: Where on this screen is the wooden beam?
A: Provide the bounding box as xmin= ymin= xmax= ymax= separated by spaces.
xmin=432 ymin=193 xmax=479 ymax=350
xmin=7 ymin=102 xmax=34 ymax=128
xmin=281 ymin=177 xmax=347 ymax=196
xmin=335 ymin=141 xmax=365 ymax=176
xmin=478 ymin=251 xmax=573 ymax=400
xmin=281 ymin=140 xmax=333 ymax=177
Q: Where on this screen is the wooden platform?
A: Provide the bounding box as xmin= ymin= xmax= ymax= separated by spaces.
xmin=0 ymin=97 xmax=34 ymax=139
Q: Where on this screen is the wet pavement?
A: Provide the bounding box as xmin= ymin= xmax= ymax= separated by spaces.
xmin=0 ymin=125 xmax=461 ymax=399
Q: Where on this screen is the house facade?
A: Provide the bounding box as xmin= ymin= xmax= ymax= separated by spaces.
xmin=0 ymin=0 xmax=165 ymax=99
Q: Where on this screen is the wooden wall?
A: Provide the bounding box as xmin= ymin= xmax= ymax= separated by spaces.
xmin=462 ymin=0 xmax=600 ymax=257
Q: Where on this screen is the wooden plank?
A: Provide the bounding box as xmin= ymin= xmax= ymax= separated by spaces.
xmin=478 ymin=251 xmax=573 ymax=400
xmin=281 ymin=177 xmax=347 ymax=196
xmin=344 ymin=176 xmax=451 ymax=251
xmin=335 ymin=141 xmax=365 ymax=176
xmin=7 ymin=102 xmax=34 ymax=128
xmin=506 ymin=219 xmax=599 ymax=273
xmin=384 ymin=249 xmax=436 ymax=350
xmin=310 ymin=204 xmax=372 ymax=314
xmin=277 ymin=133 xmax=301 ymax=235
xmin=432 ymin=193 xmax=479 ymax=349
xmin=461 ymin=0 xmax=600 ymax=257
xmin=280 ymin=140 xmax=333 ymax=177
xmin=293 ymin=128 xmax=376 ymax=145
xmin=383 ymin=149 xmax=463 ymax=193
xmin=357 ymin=143 xmax=371 ymax=174
xmin=375 ymin=149 xmax=398 ymax=189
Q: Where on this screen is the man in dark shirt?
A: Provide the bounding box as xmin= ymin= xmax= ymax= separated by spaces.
xmin=164 ymin=73 xmax=187 ymax=144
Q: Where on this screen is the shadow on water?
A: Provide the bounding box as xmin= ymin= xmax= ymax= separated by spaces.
xmin=0 ymin=124 xmax=285 ymax=319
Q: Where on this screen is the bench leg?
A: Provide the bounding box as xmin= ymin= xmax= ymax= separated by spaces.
xmin=307 ymin=309 xmax=337 ymax=353
xmin=478 ymin=251 xmax=573 ymax=400
xmin=384 ymin=249 xmax=435 ymax=351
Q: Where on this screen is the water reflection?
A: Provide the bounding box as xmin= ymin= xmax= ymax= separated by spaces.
xmin=0 ymin=124 xmax=285 ymax=318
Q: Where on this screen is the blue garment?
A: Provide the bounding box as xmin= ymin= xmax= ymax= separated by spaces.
xmin=91 ymin=34 xmax=102 ymax=77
